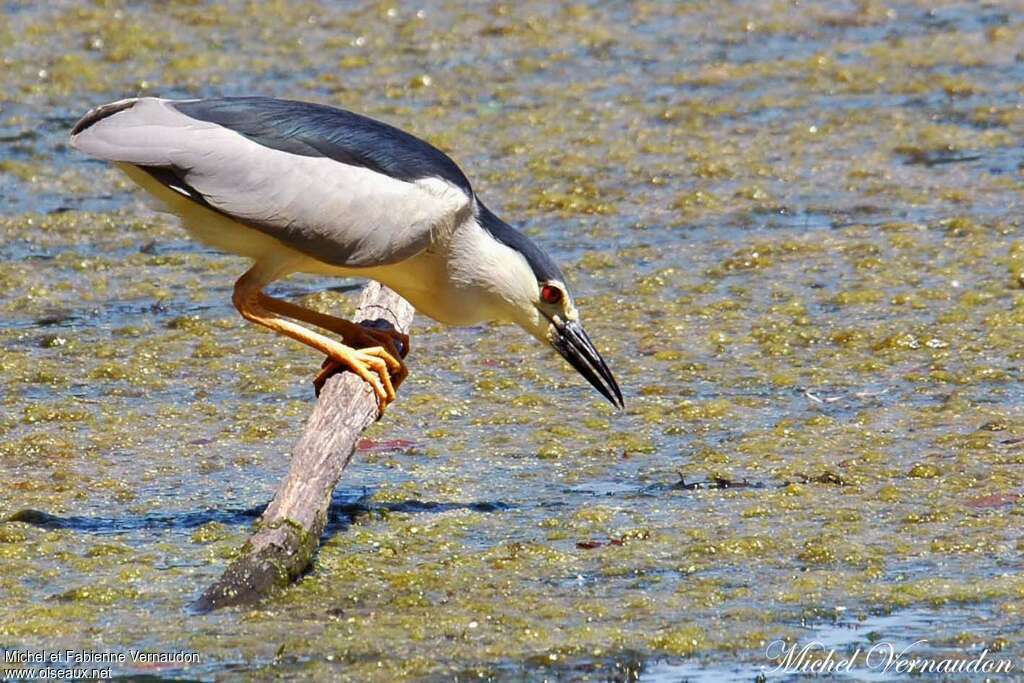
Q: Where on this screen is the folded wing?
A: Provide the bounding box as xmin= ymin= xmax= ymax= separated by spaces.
xmin=70 ymin=97 xmax=474 ymax=268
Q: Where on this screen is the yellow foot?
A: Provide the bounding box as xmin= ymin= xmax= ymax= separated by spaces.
xmin=233 ymin=270 xmax=408 ymax=415
xmin=312 ymin=344 xmax=407 ymax=415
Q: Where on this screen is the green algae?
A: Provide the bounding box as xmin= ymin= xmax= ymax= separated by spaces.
xmin=1 ymin=0 xmax=1023 ymax=679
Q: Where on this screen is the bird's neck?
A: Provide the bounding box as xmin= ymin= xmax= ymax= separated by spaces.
xmin=371 ymin=212 xmax=533 ymax=327
xmin=446 ymin=212 xmax=537 ymax=316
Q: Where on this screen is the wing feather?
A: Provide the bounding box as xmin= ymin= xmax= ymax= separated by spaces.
xmin=70 ymin=97 xmax=472 ymax=267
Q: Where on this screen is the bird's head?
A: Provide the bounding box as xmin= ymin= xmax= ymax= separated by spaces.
xmin=473 ymin=204 xmax=623 ymax=409
xmin=519 ymin=277 xmax=624 ymax=409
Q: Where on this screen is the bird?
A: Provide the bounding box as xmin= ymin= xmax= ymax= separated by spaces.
xmin=70 ymin=96 xmax=623 ymax=414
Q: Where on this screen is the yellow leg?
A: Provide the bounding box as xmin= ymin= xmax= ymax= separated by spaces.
xmin=232 ymin=267 xmax=402 ymax=414
xmin=255 ymin=291 xmax=409 ymax=394
xmin=258 ymin=293 xmax=410 ymax=361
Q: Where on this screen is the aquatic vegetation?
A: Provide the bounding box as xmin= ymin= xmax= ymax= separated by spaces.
xmin=1 ymin=0 xmax=1023 ymax=680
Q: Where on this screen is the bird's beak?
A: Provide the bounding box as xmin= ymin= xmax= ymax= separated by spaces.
xmin=550 ymin=318 xmax=624 ymax=409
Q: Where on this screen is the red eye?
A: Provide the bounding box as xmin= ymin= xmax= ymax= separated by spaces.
xmin=540 ymin=284 xmax=563 ymax=305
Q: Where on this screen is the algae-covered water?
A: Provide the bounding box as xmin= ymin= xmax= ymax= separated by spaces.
xmin=2 ymin=0 xmax=1024 ymax=680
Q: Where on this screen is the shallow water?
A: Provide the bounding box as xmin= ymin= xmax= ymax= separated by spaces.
xmin=2 ymin=0 xmax=1024 ymax=680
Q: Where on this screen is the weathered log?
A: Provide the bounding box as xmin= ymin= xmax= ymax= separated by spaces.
xmin=194 ymin=281 xmax=414 ymax=612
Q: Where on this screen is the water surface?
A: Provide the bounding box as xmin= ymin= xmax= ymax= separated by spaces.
xmin=2 ymin=0 xmax=1024 ymax=680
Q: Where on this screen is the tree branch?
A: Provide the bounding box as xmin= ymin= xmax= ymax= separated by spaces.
xmin=194 ymin=281 xmax=414 ymax=612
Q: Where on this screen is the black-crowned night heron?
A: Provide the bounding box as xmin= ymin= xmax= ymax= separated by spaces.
xmin=70 ymin=97 xmax=623 ymax=413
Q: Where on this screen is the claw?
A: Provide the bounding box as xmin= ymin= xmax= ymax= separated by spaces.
xmin=311 ymin=344 xmax=407 ymax=416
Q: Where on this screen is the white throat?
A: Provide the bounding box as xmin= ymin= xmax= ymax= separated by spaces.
xmin=366 ymin=214 xmax=536 ymax=327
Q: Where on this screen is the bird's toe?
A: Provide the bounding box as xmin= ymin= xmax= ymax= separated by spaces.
xmin=311 ymin=348 xmax=401 ymax=417
xmin=357 ymin=325 xmax=409 ymax=359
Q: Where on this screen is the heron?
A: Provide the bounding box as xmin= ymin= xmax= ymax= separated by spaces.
xmin=70 ymin=96 xmax=623 ymax=413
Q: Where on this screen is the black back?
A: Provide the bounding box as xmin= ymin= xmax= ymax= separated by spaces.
xmin=173 ymin=97 xmax=473 ymax=195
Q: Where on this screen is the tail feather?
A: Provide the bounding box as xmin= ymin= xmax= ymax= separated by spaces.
xmin=70 ymin=98 xmax=139 ymax=136
xmin=69 ymin=97 xmax=210 ymax=166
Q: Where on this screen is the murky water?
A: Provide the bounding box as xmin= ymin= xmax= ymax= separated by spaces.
xmin=2 ymin=0 xmax=1024 ymax=680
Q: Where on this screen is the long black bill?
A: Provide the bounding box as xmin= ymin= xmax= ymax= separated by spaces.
xmin=551 ymin=319 xmax=624 ymax=409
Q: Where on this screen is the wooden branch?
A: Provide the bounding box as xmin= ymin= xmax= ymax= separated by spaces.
xmin=194 ymin=281 xmax=414 ymax=612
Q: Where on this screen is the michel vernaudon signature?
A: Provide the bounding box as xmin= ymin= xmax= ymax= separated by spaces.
xmin=765 ymin=639 xmax=1014 ymax=676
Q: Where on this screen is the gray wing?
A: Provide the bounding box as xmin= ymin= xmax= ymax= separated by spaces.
xmin=69 ymin=97 xmax=473 ymax=267
xmin=171 ymin=97 xmax=474 ymax=195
